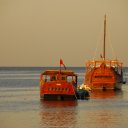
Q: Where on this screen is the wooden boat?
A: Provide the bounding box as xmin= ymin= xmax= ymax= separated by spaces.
xmin=85 ymin=15 xmax=123 ymax=90
xmin=40 ymin=59 xmax=78 ymax=100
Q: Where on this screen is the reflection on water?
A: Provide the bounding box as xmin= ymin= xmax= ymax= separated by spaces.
xmin=40 ymin=101 xmax=78 ymax=128
xmin=84 ymin=109 xmax=123 ymax=128
xmin=76 ymin=90 xmax=127 ymax=128
xmin=90 ymin=90 xmax=123 ymax=99
xmin=39 ymin=90 xmax=126 ymax=128
xmin=40 ymin=100 xmax=78 ymax=108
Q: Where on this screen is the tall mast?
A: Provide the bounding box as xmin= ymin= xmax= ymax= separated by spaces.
xmin=103 ymin=14 xmax=106 ymax=60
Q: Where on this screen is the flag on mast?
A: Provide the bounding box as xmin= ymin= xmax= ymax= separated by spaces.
xmin=100 ymin=54 xmax=103 ymax=59
xmin=60 ymin=59 xmax=66 ymax=70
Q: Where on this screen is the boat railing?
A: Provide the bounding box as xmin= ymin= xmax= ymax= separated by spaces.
xmin=86 ymin=60 xmax=123 ymax=68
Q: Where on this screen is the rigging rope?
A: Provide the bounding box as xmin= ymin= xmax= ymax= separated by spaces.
xmin=93 ymin=16 xmax=117 ymax=60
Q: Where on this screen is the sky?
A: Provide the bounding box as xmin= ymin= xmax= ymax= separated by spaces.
xmin=0 ymin=0 xmax=128 ymax=67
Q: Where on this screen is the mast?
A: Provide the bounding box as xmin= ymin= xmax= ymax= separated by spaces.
xmin=103 ymin=14 xmax=106 ymax=60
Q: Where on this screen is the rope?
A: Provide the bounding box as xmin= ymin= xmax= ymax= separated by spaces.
xmin=93 ymin=19 xmax=104 ymax=60
xmin=93 ymin=16 xmax=117 ymax=60
xmin=107 ymin=21 xmax=117 ymax=59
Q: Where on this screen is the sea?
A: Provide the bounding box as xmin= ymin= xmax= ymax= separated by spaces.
xmin=0 ymin=67 xmax=128 ymax=128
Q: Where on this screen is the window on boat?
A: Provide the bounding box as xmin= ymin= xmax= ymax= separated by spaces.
xmin=42 ymin=75 xmax=48 ymax=82
xmin=66 ymin=76 xmax=77 ymax=86
xmin=62 ymin=76 xmax=66 ymax=80
xmin=56 ymin=75 xmax=67 ymax=81
xmin=51 ymin=76 xmax=56 ymax=81
xmin=44 ymin=75 xmax=50 ymax=82
xmin=67 ymin=76 xmax=72 ymax=82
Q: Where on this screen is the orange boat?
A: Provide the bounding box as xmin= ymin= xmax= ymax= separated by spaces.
xmin=85 ymin=15 xmax=123 ymax=90
xmin=40 ymin=59 xmax=78 ymax=100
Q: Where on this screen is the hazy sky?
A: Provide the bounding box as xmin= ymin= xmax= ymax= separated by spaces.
xmin=0 ymin=0 xmax=128 ymax=67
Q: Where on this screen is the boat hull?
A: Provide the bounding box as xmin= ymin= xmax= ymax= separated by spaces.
xmin=76 ymin=90 xmax=90 ymax=100
xmin=40 ymin=94 xmax=76 ymax=100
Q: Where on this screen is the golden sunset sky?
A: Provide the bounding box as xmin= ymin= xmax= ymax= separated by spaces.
xmin=0 ymin=0 xmax=128 ymax=66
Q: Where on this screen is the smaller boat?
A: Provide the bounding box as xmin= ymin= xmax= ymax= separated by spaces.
xmin=40 ymin=59 xmax=78 ymax=100
xmin=76 ymin=83 xmax=91 ymax=100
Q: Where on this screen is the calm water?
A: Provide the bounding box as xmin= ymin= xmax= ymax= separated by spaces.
xmin=0 ymin=67 xmax=128 ymax=128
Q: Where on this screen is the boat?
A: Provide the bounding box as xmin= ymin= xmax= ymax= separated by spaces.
xmin=85 ymin=15 xmax=123 ymax=90
xmin=40 ymin=59 xmax=78 ymax=100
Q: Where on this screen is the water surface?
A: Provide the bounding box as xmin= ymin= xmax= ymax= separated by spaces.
xmin=0 ymin=67 xmax=128 ymax=128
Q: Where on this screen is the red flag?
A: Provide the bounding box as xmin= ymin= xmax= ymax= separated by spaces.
xmin=60 ymin=59 xmax=64 ymax=65
xmin=60 ymin=59 xmax=66 ymax=70
xmin=100 ymin=54 xmax=103 ymax=58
